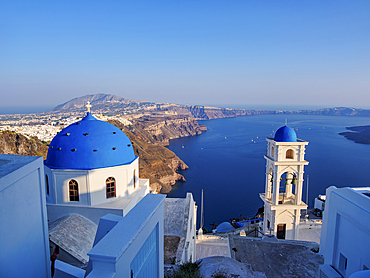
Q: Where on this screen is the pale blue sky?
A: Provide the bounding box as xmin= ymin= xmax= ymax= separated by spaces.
xmin=1 ymin=1 xmax=369 ymax=111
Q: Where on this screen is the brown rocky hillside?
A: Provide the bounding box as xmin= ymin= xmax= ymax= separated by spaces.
xmin=109 ymin=120 xmax=188 ymax=193
xmin=0 ymin=130 xmax=48 ymax=159
xmin=133 ymin=116 xmax=207 ymax=146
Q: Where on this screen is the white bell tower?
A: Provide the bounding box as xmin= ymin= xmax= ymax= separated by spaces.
xmin=259 ymin=125 xmax=309 ymax=240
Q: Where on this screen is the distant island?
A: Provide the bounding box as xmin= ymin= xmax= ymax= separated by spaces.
xmin=339 ymin=125 xmax=370 ymax=144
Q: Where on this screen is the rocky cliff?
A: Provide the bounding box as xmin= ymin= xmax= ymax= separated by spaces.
xmin=133 ymin=116 xmax=207 ymax=146
xmin=0 ymin=130 xmax=48 ymax=159
xmin=109 ymin=120 xmax=189 ymax=193
xmin=154 ymin=103 xmax=258 ymax=120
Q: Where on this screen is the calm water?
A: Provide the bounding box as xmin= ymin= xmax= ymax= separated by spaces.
xmin=0 ymin=106 xmax=53 ymax=115
xmin=167 ymin=114 xmax=370 ymax=230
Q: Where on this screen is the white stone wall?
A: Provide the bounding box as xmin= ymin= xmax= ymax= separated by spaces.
xmin=47 ymin=178 xmax=149 ymax=225
xmin=320 ymin=186 xmax=370 ymax=278
xmin=45 ymin=157 xmax=140 ymax=206
xmin=86 ymin=194 xmax=165 ymax=278
xmin=267 ymin=139 xmax=308 ymax=162
xmin=182 ymin=193 xmax=197 ymax=263
xmin=0 ymin=155 xmax=50 ymax=278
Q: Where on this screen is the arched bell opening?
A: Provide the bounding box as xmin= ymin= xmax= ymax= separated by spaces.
xmin=266 ymin=168 xmax=274 ymax=199
xmin=286 ymin=149 xmax=294 ymax=159
xmin=271 ymin=146 xmax=275 ymax=158
xmin=278 ymin=172 xmax=297 ymax=204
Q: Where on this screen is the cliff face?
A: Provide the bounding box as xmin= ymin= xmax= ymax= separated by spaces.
xmin=0 ymin=131 xmax=48 ymax=159
xmin=188 ymin=105 xmax=252 ymax=120
xmin=109 ymin=120 xmax=189 ymax=193
xmin=134 ymin=116 xmax=207 ymax=146
xmin=154 ymin=104 xmax=272 ymax=120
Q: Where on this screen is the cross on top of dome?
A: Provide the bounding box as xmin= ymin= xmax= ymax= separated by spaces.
xmin=86 ymin=101 xmax=92 ymax=113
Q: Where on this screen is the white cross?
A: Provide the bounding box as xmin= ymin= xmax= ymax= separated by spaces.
xmin=86 ymin=101 xmax=92 ymax=113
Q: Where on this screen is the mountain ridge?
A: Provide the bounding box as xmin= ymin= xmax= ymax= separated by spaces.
xmin=52 ymin=93 xmax=370 ymax=119
xmin=53 ymin=93 xmax=144 ymax=111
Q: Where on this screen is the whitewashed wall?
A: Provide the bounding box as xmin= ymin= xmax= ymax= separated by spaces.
xmin=320 ymin=186 xmax=370 ymax=277
xmin=0 ymin=155 xmax=50 ymax=278
xmin=45 ymin=157 xmax=139 ymax=206
xmin=86 ymin=194 xmax=165 ymax=278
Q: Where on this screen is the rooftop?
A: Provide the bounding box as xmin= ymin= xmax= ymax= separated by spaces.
xmin=88 ymin=194 xmax=166 ymax=259
xmin=164 ymin=198 xmax=186 ymax=236
xmin=164 ymin=198 xmax=186 ymax=264
xmin=229 ymin=235 xmax=323 ymax=278
xmin=163 ymin=193 xmax=194 ymax=265
xmin=49 ymin=214 xmax=97 ymax=265
xmin=196 ymin=235 xmax=229 ymax=261
xmin=0 ymin=153 xmax=40 ymax=180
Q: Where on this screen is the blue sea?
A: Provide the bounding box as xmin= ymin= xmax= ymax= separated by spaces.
xmin=166 ymin=114 xmax=370 ymax=231
xmin=0 ymin=106 xmax=53 ymax=115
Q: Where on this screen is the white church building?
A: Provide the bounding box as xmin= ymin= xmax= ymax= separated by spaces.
xmin=0 ymin=106 xmax=196 ymax=278
xmin=44 ymin=111 xmax=143 ymax=206
xmin=44 ymin=110 xmax=149 ymax=219
xmin=260 ymin=125 xmax=309 ymax=240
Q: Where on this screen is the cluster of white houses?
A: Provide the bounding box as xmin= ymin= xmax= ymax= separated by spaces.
xmin=0 ymin=108 xmax=369 ymax=277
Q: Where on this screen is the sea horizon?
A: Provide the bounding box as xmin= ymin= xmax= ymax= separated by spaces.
xmin=0 ymin=106 xmax=54 ymax=115
xmin=2 ymin=102 xmax=370 ymax=116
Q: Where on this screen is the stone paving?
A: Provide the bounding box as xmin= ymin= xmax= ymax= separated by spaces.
xmin=298 ymin=227 xmax=322 ymax=244
xmin=229 ymin=235 xmax=324 ymax=278
xmin=199 ymin=256 xmax=267 ymax=278
xmin=196 ymin=235 xmax=230 ymax=261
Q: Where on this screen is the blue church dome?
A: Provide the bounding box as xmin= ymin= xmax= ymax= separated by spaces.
xmin=216 ymin=222 xmax=235 ymax=232
xmin=45 ymin=113 xmax=136 ymax=170
xmin=274 ymin=125 xmax=297 ymax=142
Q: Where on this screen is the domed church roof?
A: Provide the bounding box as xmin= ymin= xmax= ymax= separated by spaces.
xmin=274 ymin=125 xmax=297 ymax=142
xmin=45 ymin=113 xmax=136 ymax=170
xmin=216 ymin=222 xmax=235 ymax=232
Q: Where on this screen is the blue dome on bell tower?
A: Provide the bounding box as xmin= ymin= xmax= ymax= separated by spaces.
xmin=274 ymin=125 xmax=297 ymax=142
xmin=45 ymin=113 xmax=136 ymax=170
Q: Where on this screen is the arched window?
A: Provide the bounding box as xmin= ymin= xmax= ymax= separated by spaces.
xmin=45 ymin=174 xmax=49 ymax=195
xmin=133 ymin=170 xmax=136 ymax=189
xmin=69 ymin=180 xmax=79 ymax=201
xmin=106 ymin=177 xmax=116 ymax=198
xmin=286 ymin=149 xmax=294 ymax=159
xmin=271 ymin=146 xmax=275 ymax=158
